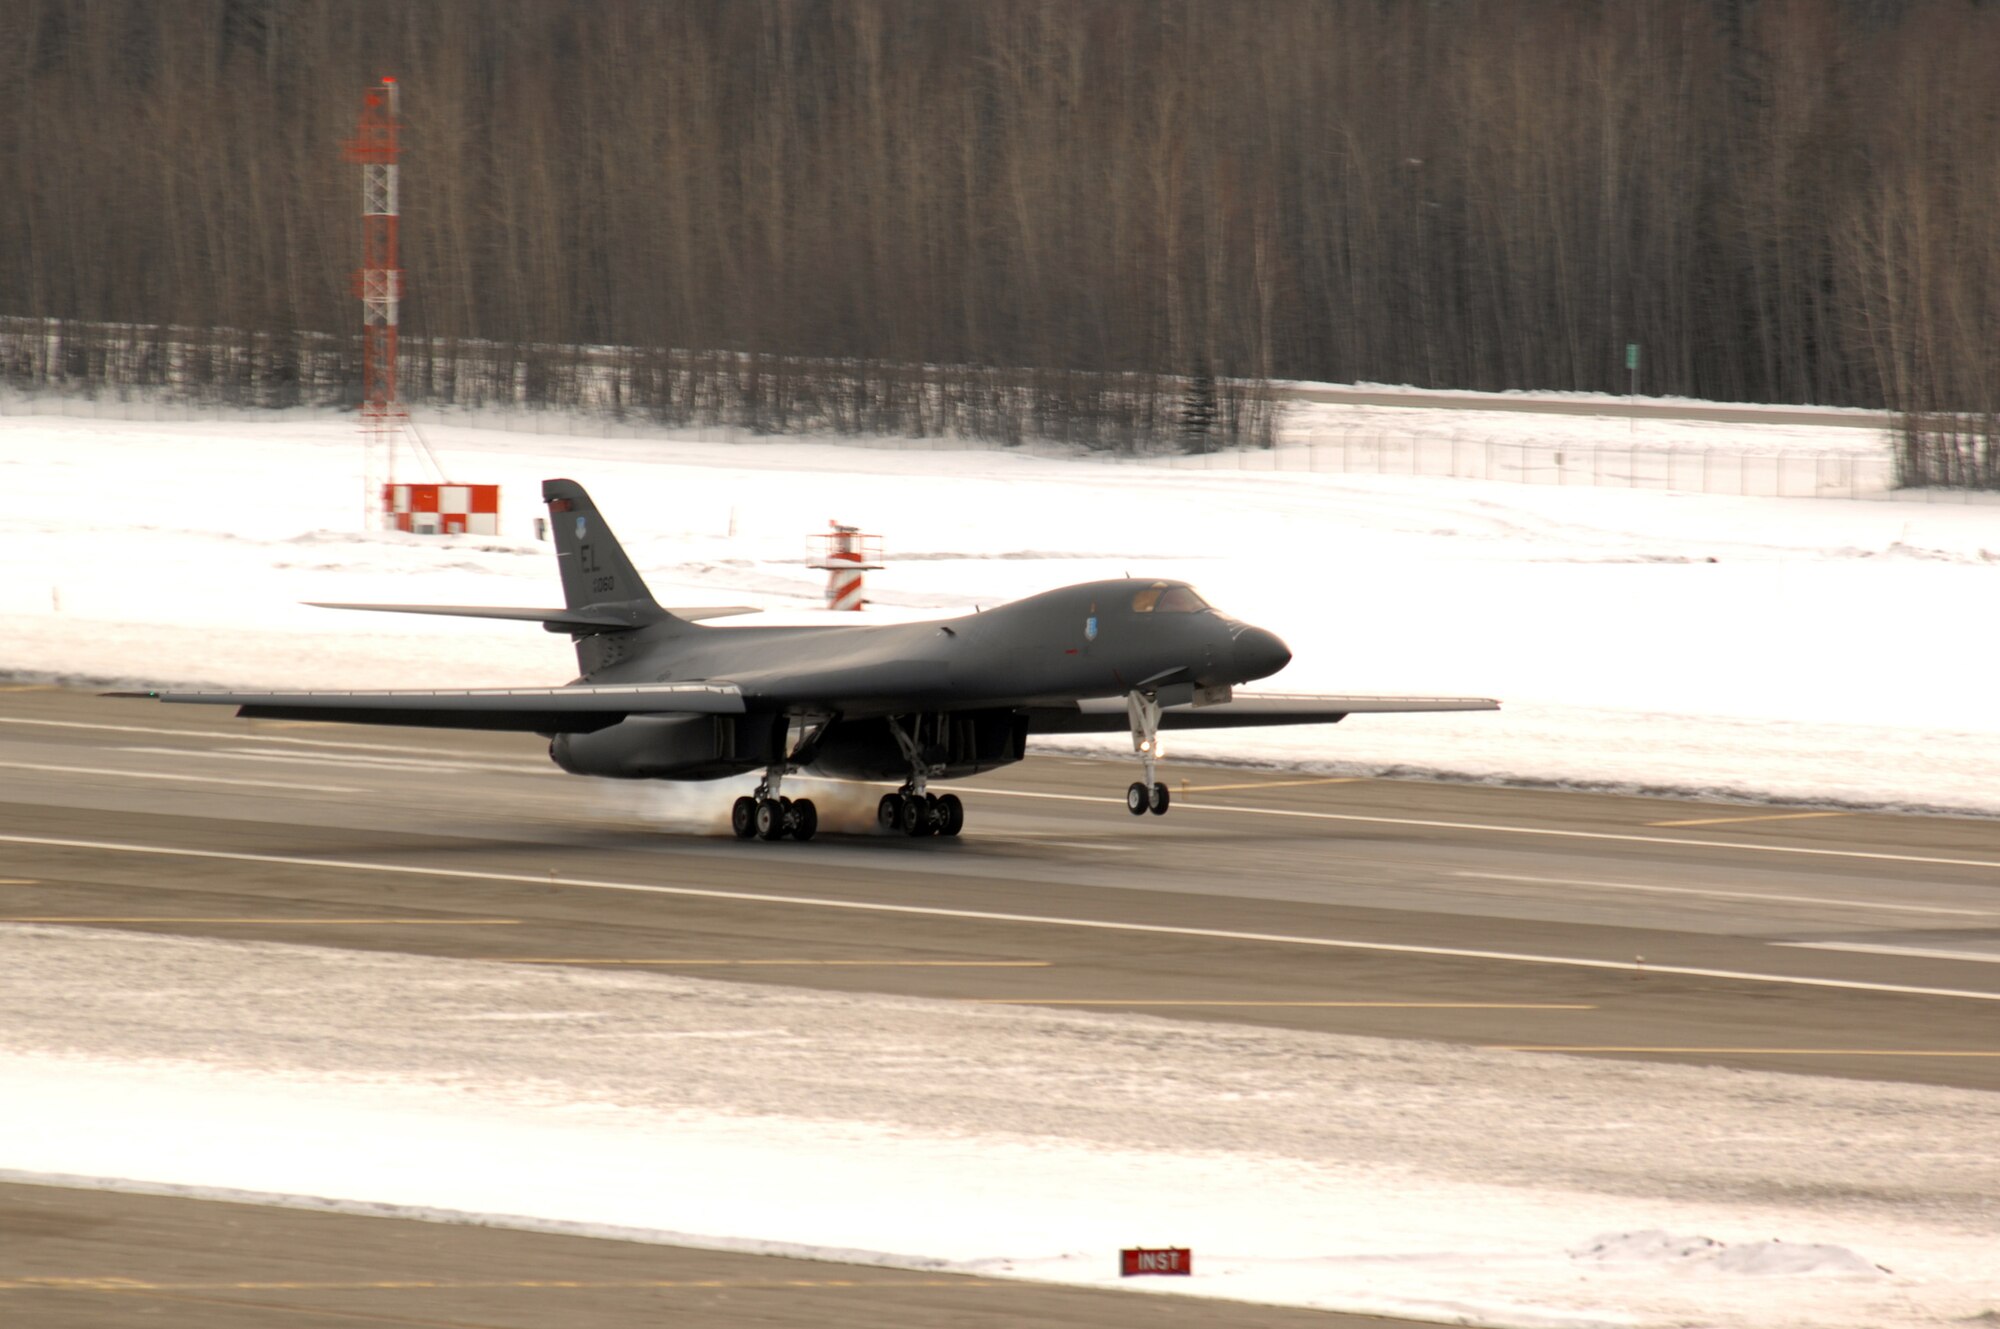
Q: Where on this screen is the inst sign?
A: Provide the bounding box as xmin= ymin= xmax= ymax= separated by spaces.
xmin=1120 ymin=1247 xmax=1191 ymax=1277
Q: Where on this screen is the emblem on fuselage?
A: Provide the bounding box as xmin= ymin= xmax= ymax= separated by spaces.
xmin=1085 ymin=614 xmax=1098 ymax=642
xmin=576 ymin=516 xmax=588 ymax=539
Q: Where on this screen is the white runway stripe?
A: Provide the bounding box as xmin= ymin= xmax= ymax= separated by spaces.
xmin=0 ymin=762 xmax=357 ymax=795
xmin=2 ymin=831 xmax=1998 ymax=1004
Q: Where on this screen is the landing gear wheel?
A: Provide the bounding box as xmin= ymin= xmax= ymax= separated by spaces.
xmin=731 ymin=796 xmax=757 ymax=840
xmin=937 ymin=793 xmax=964 ymax=837
xmin=1149 ymin=782 xmax=1170 ymax=816
xmin=755 ymin=798 xmax=788 ymax=841
xmin=1126 ymin=782 xmax=1150 ymax=816
xmin=790 ymin=798 xmax=818 ymax=842
xmin=900 ymin=794 xmax=933 ymax=837
xmin=877 ymin=793 xmax=901 ymax=829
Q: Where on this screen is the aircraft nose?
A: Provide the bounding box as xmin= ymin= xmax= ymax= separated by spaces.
xmin=1232 ymin=625 xmax=1292 ymax=682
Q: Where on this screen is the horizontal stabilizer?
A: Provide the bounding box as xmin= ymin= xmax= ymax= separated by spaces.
xmin=307 ymin=602 xmax=761 ymax=629
xmin=1028 ymin=692 xmax=1499 ymax=734
xmin=113 ymin=682 xmax=747 ymax=733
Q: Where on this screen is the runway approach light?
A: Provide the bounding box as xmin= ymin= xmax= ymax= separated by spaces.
xmin=1120 ymin=1247 xmax=1192 ymax=1276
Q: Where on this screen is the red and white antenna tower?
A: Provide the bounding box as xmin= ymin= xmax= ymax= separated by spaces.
xmin=344 ymin=77 xmax=405 ymax=527
xmin=809 ymin=521 xmax=884 ymax=611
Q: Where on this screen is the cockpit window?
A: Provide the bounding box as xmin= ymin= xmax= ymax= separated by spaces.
xmin=1132 ymin=583 xmax=1208 ymax=613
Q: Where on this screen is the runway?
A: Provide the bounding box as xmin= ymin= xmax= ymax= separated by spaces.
xmin=4 ymin=684 xmax=1999 ymax=1324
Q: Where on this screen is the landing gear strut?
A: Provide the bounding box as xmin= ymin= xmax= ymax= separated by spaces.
xmin=730 ymin=717 xmax=826 ymax=843
xmin=879 ymin=715 xmax=964 ymax=838
xmin=1125 ymin=691 xmax=1170 ymax=817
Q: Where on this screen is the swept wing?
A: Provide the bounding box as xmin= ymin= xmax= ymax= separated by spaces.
xmin=1027 ymin=693 xmax=1499 ymax=734
xmin=116 ymin=682 xmax=745 ymax=733
xmin=307 ymin=602 xmax=758 ymax=629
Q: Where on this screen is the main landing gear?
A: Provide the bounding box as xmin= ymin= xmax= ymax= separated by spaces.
xmin=877 ymin=788 xmax=965 ymax=838
xmin=731 ymin=718 xmax=826 ymax=843
xmin=1125 ymin=691 xmax=1170 ymax=818
xmin=731 ymin=786 xmax=818 ymax=842
xmin=878 ymin=714 xmax=964 ymax=838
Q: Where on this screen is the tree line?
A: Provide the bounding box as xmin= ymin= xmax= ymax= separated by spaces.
xmin=0 ymin=0 xmax=1995 ymax=474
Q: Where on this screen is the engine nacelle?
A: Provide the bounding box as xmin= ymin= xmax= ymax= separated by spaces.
xmin=807 ymin=710 xmax=1027 ymax=782
xmin=549 ymin=713 xmax=781 ymax=780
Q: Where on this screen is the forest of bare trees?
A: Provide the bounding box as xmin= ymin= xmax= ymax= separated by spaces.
xmin=2 ymin=1 xmax=1997 ymax=475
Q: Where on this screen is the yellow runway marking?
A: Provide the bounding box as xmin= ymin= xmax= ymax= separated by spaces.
xmin=972 ymin=1000 xmax=1594 ymax=1009
xmin=1182 ymin=776 xmax=1366 ymax=793
xmin=0 ymin=684 xmax=56 ymax=692
xmin=0 ymin=917 xmax=519 ymax=926
xmin=0 ymin=879 xmax=35 ymax=886
xmin=1495 ymin=1046 xmax=2000 ymax=1056
xmin=500 ymin=958 xmax=1050 ymax=967
xmin=0 ymin=1276 xmax=994 ymax=1292
xmin=1647 ymin=810 xmax=1849 ymax=828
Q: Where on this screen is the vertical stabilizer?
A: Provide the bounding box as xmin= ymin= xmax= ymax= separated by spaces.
xmin=542 ymin=478 xmax=667 ymax=629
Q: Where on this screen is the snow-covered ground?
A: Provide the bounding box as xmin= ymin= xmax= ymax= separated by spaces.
xmin=6 ymin=925 xmax=1998 ymax=1329
xmin=5 ymin=400 xmax=2000 ymax=1327
xmin=2 ymin=403 xmax=1995 ymax=812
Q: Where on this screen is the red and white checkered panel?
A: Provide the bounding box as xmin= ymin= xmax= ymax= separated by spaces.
xmin=383 ymin=483 xmax=500 ymax=535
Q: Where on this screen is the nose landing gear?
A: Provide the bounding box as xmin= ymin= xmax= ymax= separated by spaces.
xmin=1125 ymin=691 xmax=1171 ymax=817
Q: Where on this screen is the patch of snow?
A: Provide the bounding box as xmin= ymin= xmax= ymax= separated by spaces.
xmin=2 ymin=405 xmax=1995 ymax=814
xmin=2 ymin=925 xmax=1996 ymax=1328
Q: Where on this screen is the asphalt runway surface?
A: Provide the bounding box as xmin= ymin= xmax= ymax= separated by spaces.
xmin=5 ymin=684 xmax=1999 ymax=1326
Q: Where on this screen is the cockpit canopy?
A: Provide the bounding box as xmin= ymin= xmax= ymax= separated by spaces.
xmin=1131 ymin=582 xmax=1209 ymax=614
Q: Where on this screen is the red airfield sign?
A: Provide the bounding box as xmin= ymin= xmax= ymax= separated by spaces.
xmin=1120 ymin=1247 xmax=1192 ymax=1276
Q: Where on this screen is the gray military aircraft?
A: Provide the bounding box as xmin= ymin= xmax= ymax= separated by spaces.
xmin=128 ymin=478 xmax=1497 ymax=841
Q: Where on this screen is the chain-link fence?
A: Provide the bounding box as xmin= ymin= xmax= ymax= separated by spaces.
xmin=1141 ymin=430 xmax=1960 ymax=502
xmin=7 ymin=388 xmax=1991 ymax=504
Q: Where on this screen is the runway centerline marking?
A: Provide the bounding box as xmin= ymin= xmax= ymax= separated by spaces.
xmin=1779 ymin=941 xmax=2000 ymax=965
xmin=1493 ymin=1046 xmax=2000 ymax=1057
xmin=0 ymin=917 xmax=520 ymax=926
xmin=955 ymin=788 xmax=2000 ymax=872
xmin=499 ymin=958 xmax=1051 ymax=967
xmin=1181 ymin=776 xmax=1366 ymax=793
xmin=5 ymin=830 xmax=2000 ymax=1003
xmin=1454 ymin=871 xmax=1997 ymax=918
xmin=0 ymin=761 xmax=358 ymax=795
xmin=970 ymin=1000 xmax=1594 ymax=1009
xmin=1648 ymin=810 xmax=1851 ymax=828
xmin=119 ymin=745 xmax=553 ymax=777
xmin=0 ymin=716 xmax=497 ymax=758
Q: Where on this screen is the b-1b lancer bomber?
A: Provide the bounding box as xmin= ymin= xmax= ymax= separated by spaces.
xmin=129 ymin=479 xmax=1498 ymax=841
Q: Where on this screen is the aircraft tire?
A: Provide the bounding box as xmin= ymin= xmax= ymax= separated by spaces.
xmin=877 ymin=793 xmax=901 ymax=829
xmin=938 ymin=793 xmax=964 ymax=837
xmin=755 ymin=798 xmax=788 ymax=841
xmin=731 ymin=796 xmax=757 ymax=839
xmin=790 ymin=798 xmax=818 ymax=842
xmin=1149 ymin=782 xmax=1170 ymax=816
xmin=899 ymin=795 xmax=932 ymax=837
xmin=1126 ymin=782 xmax=1149 ymax=815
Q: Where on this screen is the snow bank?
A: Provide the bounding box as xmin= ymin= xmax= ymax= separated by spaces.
xmin=2 ymin=406 xmax=1996 ymax=813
